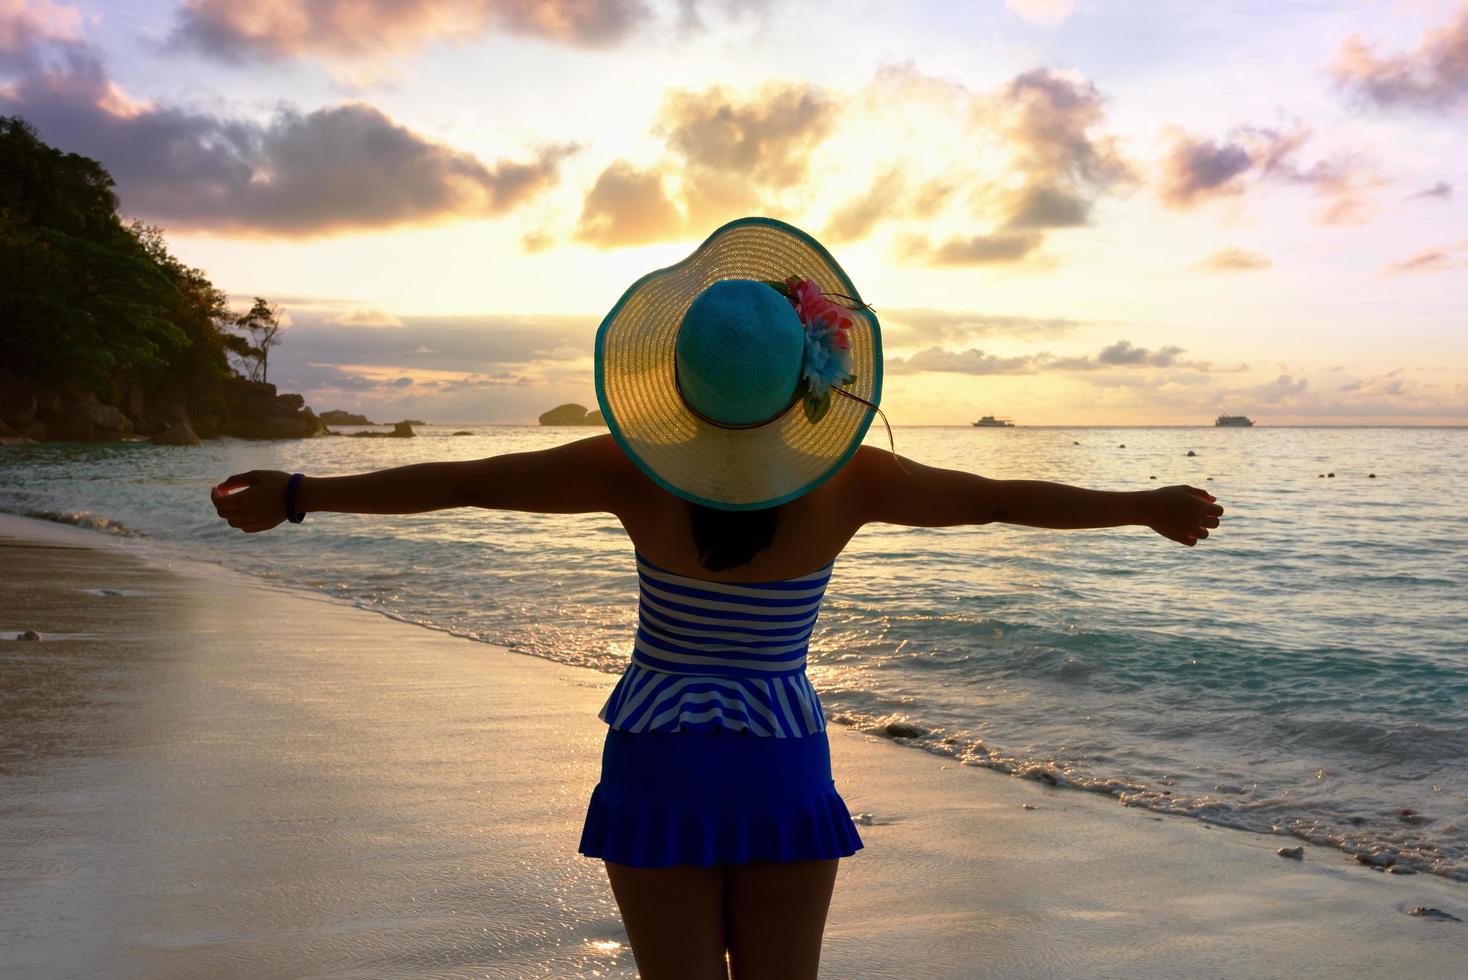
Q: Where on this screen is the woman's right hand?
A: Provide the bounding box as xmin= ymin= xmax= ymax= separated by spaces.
xmin=210 ymin=470 xmax=292 ymax=534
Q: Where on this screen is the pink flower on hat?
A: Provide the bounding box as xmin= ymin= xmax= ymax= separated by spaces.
xmin=790 ymin=278 xmax=854 ymax=349
xmin=767 ymin=276 xmax=861 ymax=422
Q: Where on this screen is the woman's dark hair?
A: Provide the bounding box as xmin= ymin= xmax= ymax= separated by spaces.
xmin=691 ymin=503 xmax=778 ymax=571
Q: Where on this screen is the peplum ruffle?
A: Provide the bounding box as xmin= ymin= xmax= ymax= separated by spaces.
xmin=578 ymin=727 xmax=864 ymax=868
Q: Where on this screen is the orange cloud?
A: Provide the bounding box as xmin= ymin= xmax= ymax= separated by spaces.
xmin=1333 ymin=2 xmax=1468 ymax=113
xmin=1192 ymin=248 xmax=1272 ymax=273
xmin=570 ymin=67 xmax=1131 ymax=260
xmin=0 ymin=0 xmax=82 ymax=48
xmin=168 ymin=0 xmax=650 ymax=61
xmin=655 ymin=82 xmax=836 ymax=188
xmin=833 ymin=67 xmax=1132 ymax=253
xmin=898 ymin=231 xmax=1044 ymax=266
xmin=575 ymin=159 xmax=685 ymax=247
xmin=1381 ymin=240 xmax=1468 ymax=275
xmin=1005 ymin=0 xmax=1073 ymax=26
xmin=572 ymin=82 xmax=833 ymax=249
xmin=886 ymin=340 xmax=1224 ymax=375
xmin=823 ymin=167 xmax=904 ymax=242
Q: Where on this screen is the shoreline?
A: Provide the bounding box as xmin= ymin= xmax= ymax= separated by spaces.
xmin=1 ymin=496 xmax=1459 ymax=883
xmin=1 ymin=512 xmax=1465 ymax=978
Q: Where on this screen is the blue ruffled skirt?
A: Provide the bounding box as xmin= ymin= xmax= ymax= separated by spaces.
xmin=578 ymin=727 xmax=864 ymax=868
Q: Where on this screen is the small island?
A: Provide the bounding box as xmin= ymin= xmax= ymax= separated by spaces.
xmin=319 ymin=410 xmax=377 ymax=426
xmin=539 ymin=403 xmax=606 ymax=426
xmin=349 ymin=421 xmax=416 ymax=438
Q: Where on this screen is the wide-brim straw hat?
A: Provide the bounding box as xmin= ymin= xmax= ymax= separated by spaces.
xmin=595 ymin=216 xmax=882 ymax=511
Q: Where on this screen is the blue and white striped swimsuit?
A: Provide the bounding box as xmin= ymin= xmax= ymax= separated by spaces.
xmin=580 ymin=552 xmax=864 ymax=867
xmin=597 ymin=552 xmax=833 ymax=738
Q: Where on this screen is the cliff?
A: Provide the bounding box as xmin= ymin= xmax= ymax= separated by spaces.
xmin=0 ymin=116 xmax=324 ymax=446
xmin=0 ymin=371 xmax=326 ymax=443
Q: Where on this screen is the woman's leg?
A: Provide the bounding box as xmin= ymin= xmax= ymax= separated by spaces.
xmin=604 ymin=861 xmax=730 ymax=979
xmin=725 ymin=859 xmax=839 ymax=980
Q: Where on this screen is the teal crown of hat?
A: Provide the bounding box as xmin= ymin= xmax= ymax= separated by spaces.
xmin=675 ymin=279 xmax=859 ymax=428
xmin=675 ymin=280 xmax=804 ymax=427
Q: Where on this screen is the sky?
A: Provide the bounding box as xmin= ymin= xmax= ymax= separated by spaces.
xmin=3 ymin=0 xmax=1466 ymax=425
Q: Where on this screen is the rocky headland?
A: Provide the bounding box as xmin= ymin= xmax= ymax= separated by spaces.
xmin=0 ymin=117 xmax=325 ymax=448
xmin=538 ymin=403 xmax=606 ymax=426
xmin=319 ymin=410 xmax=376 ymax=426
xmin=0 ymin=372 xmax=325 ymax=446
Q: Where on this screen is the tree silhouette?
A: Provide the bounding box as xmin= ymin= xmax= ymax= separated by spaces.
xmin=235 ymin=297 xmax=284 ymax=383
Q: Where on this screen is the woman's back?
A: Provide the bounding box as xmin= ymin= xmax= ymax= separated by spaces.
xmin=608 ymin=435 xmax=872 ymax=583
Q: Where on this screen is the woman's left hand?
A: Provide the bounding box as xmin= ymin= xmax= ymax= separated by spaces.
xmin=210 ymin=470 xmax=291 ymax=533
xmin=1143 ymin=485 xmax=1224 ymax=547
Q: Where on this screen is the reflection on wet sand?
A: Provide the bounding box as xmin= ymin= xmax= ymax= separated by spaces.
xmin=0 ymin=532 xmax=629 ymax=978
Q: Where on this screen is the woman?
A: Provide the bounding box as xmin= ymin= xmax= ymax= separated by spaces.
xmin=210 ymin=217 xmax=1223 ymax=979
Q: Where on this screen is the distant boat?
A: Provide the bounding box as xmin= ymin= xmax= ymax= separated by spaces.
xmin=1215 ymin=415 xmax=1254 ymax=427
xmin=972 ymin=415 xmax=1015 ymax=427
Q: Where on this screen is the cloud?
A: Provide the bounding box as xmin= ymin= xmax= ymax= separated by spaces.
xmin=572 ymin=81 xmax=833 ymax=248
xmin=1073 ymin=366 xmax=1465 ymax=421
xmin=333 ymin=309 xmax=405 ymax=327
xmin=898 ymin=231 xmax=1044 ymax=266
xmin=1337 ymin=370 xmax=1406 ymax=397
xmin=167 ymin=0 xmax=651 ymax=62
xmin=280 ymin=311 xmax=594 ymax=368
xmin=887 ymin=347 xmax=1041 ymax=375
xmin=1005 ymin=0 xmax=1074 ymax=26
xmin=1381 ymin=240 xmax=1468 ymax=275
xmin=569 ymin=66 xmax=1131 ymax=257
xmin=887 ymin=340 xmax=1225 ymax=375
xmin=881 ymin=67 xmax=1133 ymax=257
xmin=1157 ymin=134 xmax=1254 ymax=207
xmin=1332 ymin=3 xmax=1468 ymax=113
xmin=1233 ymin=373 xmax=1309 ymax=405
xmin=1095 ymin=340 xmax=1183 ymax=367
xmin=655 ymin=82 xmax=836 ymax=188
xmin=1406 ymin=180 xmax=1452 ymax=200
xmin=0 ymin=0 xmax=83 ymax=73
xmin=673 ymin=0 xmax=775 ymax=33
xmin=0 ymin=30 xmax=574 ymax=235
xmin=1157 ymin=122 xmax=1379 ymax=223
xmin=995 ymin=69 xmax=1132 ymax=193
xmin=575 ymin=159 xmax=686 ymax=247
xmin=880 ymin=309 xmax=1083 ymax=346
xmin=824 ymin=167 xmax=905 ymax=242
xmin=1192 ymin=247 xmax=1272 ymax=273
xmin=1000 ymin=185 xmax=1092 ymax=229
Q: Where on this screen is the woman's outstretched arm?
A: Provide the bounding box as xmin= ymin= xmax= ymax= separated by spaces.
xmin=210 ymin=434 xmax=640 ymax=533
xmin=843 ymin=445 xmax=1223 ymax=546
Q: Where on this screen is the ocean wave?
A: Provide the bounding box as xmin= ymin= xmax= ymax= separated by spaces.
xmin=0 ymin=505 xmax=146 ymax=539
xmin=825 ymin=707 xmax=1467 ymax=881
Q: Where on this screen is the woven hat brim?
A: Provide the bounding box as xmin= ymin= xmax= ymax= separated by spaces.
xmin=595 ymin=216 xmax=883 ymax=511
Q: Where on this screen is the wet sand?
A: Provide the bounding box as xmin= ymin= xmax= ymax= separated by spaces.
xmin=2 ymin=513 xmax=1465 ymax=978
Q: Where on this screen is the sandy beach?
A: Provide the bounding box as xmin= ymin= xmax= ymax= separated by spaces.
xmin=1 ymin=512 xmax=1465 ymax=979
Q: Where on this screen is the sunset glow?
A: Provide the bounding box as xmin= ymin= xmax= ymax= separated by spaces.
xmin=4 ymin=0 xmax=1465 ymax=424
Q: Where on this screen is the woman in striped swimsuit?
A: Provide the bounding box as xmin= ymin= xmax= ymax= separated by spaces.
xmin=210 ymin=218 xmax=1223 ymax=978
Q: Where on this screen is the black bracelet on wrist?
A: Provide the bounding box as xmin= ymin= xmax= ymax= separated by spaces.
xmin=285 ymin=472 xmax=306 ymax=524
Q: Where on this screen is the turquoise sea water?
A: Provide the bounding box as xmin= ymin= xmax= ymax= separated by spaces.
xmin=2 ymin=425 xmax=1465 ymax=880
